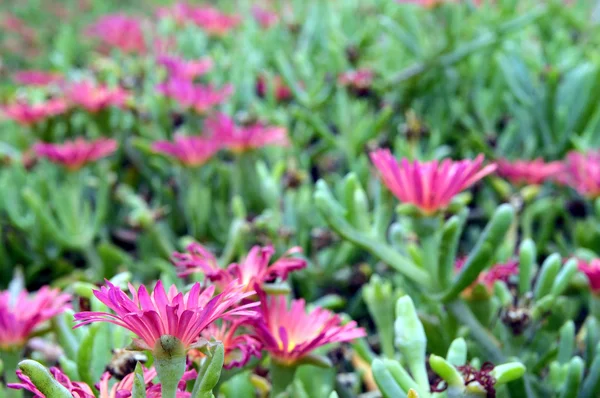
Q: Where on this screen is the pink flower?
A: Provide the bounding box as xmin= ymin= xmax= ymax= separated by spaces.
xmin=157 ymin=78 xmax=233 ymax=113
xmin=189 ymin=7 xmax=241 ymax=36
xmin=86 ymin=14 xmax=146 ymax=54
xmin=98 ymin=366 xmax=195 ymax=398
xmin=156 ymin=2 xmax=192 ymax=26
xmin=33 ymin=138 xmax=118 ymax=170
xmin=256 ymin=75 xmax=293 ymax=102
xmin=66 ymin=81 xmax=129 ymax=113
xmin=496 ymin=158 xmax=564 ymax=186
xmin=370 ymin=149 xmax=496 ymax=214
xmin=73 ymin=280 xmax=259 ymax=351
xmin=205 ymin=113 xmax=288 ymax=152
xmin=558 ymin=150 xmax=600 ymax=198
xmin=152 ymin=135 xmax=221 ymax=167
xmin=12 ymin=70 xmax=63 ymax=86
xmin=455 ymin=258 xmax=519 ymax=295
xmin=173 ymin=244 xmax=306 ymax=292
xmin=157 ymin=55 xmax=213 ymax=80
xmin=253 ymin=295 xmax=365 ymax=365
xmin=338 ymin=69 xmax=374 ymax=90
xmin=192 ymin=318 xmax=262 ymax=369
xmin=9 ymin=367 xmax=94 ymax=398
xmin=1 ymin=99 xmax=68 ymax=125
xmin=252 ymin=6 xmax=279 ymax=29
xmin=577 ymin=259 xmax=600 ymax=293
xmin=0 ymin=286 xmax=71 ymax=349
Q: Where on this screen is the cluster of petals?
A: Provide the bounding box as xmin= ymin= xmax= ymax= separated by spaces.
xmin=205 ymin=113 xmax=289 ymax=152
xmin=496 ymin=158 xmax=563 ymax=186
xmin=33 ymin=138 xmax=118 ymax=170
xmin=9 ymin=367 xmax=94 ymax=398
xmin=66 ymin=81 xmax=129 ymax=113
xmin=558 ymin=150 xmax=600 ymax=198
xmin=455 ymin=258 xmax=519 ymax=293
xmin=173 ymin=243 xmax=306 ymax=292
xmin=576 ymin=258 xmax=600 ymax=293
xmin=73 ymin=280 xmax=259 ymax=351
xmin=338 ymin=68 xmax=374 ymax=90
xmin=188 ymin=6 xmax=241 ymax=36
xmin=157 ymin=78 xmax=233 ymax=113
xmin=252 ymin=6 xmax=279 ymax=28
xmin=157 ymin=54 xmax=214 ymax=80
xmin=0 ymin=286 xmax=71 ymax=349
xmin=86 ymin=14 xmax=146 ymax=54
xmin=252 ymin=294 xmax=366 ymax=365
xmin=156 ymin=2 xmax=191 ymax=26
xmin=1 ymin=99 xmax=68 ymax=125
xmin=256 ymin=75 xmax=293 ymax=102
xmin=370 ymin=149 xmax=496 ymax=214
xmin=152 ymin=134 xmax=221 ymax=167
xmin=12 ymin=70 xmax=63 ymax=86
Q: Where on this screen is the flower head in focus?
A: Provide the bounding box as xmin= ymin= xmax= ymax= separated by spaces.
xmin=73 ymin=280 xmax=259 ymax=351
xmin=496 ymin=158 xmax=563 ymax=186
xmin=577 ymin=258 xmax=600 ymax=294
xmin=252 ymin=6 xmax=279 ymax=28
xmin=1 ymin=99 xmax=68 ymax=125
xmin=174 ymin=244 xmax=306 ymax=292
xmin=0 ymin=286 xmax=71 ymax=350
xmin=33 ymin=138 xmax=118 ymax=171
xmin=12 ymin=70 xmax=63 ymax=86
xmin=9 ymin=367 xmax=94 ymax=398
xmin=205 ymin=113 xmax=289 ymax=153
xmin=253 ymin=295 xmax=365 ymax=365
xmin=370 ymin=149 xmax=496 ymax=214
xmin=66 ymin=81 xmax=129 ymax=113
xmin=256 ymin=75 xmax=293 ymax=102
xmin=189 ymin=6 xmax=241 ymax=36
xmin=152 ymin=134 xmax=221 ymax=167
xmin=157 ymin=78 xmax=233 ymax=113
xmin=86 ymin=14 xmax=146 ymax=54
xmin=157 ymin=55 xmax=214 ymax=80
xmin=558 ymin=150 xmax=600 ymax=198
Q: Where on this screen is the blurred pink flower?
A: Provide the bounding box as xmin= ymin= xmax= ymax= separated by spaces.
xmin=189 ymin=7 xmax=241 ymax=36
xmin=9 ymin=367 xmax=94 ymax=398
xmin=66 ymin=81 xmax=129 ymax=112
xmin=205 ymin=113 xmax=289 ymax=152
xmin=577 ymin=258 xmax=600 ymax=293
xmin=496 ymin=158 xmax=564 ymax=186
xmin=252 ymin=6 xmax=279 ymax=28
xmin=33 ymin=138 xmax=118 ymax=170
xmin=157 ymin=78 xmax=233 ymax=113
xmin=256 ymin=75 xmax=293 ymax=102
xmin=157 ymin=55 xmax=214 ymax=80
xmin=12 ymin=70 xmax=63 ymax=86
xmin=455 ymin=258 xmax=519 ymax=294
xmin=253 ymin=295 xmax=365 ymax=365
xmin=156 ymin=2 xmax=192 ymax=26
xmin=73 ymin=280 xmax=258 ymax=351
xmin=1 ymin=99 xmax=68 ymax=125
xmin=86 ymin=14 xmax=146 ymax=54
xmin=370 ymin=149 xmax=496 ymax=214
xmin=338 ymin=68 xmax=374 ymax=90
xmin=152 ymin=134 xmax=221 ymax=167
xmin=174 ymin=244 xmax=306 ymax=292
xmin=559 ymin=150 xmax=600 ymax=198
xmin=0 ymin=286 xmax=71 ymax=349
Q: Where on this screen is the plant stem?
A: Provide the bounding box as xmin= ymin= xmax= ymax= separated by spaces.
xmin=269 ymin=361 xmax=297 ymax=398
xmin=1 ymin=348 xmax=23 ymax=385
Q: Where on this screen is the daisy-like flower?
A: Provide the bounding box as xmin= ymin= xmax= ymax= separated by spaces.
xmin=66 ymin=81 xmax=129 ymax=113
xmin=1 ymin=99 xmax=68 ymax=125
xmin=173 ymin=244 xmax=306 ymax=292
xmin=338 ymin=68 xmax=374 ymax=91
xmin=455 ymin=258 xmax=519 ymax=297
xmin=157 ymin=55 xmax=213 ymax=80
xmin=33 ymin=138 xmax=118 ymax=171
xmin=73 ymin=280 xmax=259 ymax=352
xmin=559 ymin=150 xmax=600 ymax=198
xmin=253 ymin=295 xmax=365 ymax=365
xmin=496 ymin=158 xmax=563 ymax=186
xmin=9 ymin=367 xmax=94 ymax=398
xmin=205 ymin=113 xmax=289 ymax=153
xmin=576 ymin=258 xmax=600 ymax=294
xmin=252 ymin=6 xmax=279 ymax=29
xmin=157 ymin=78 xmax=233 ymax=114
xmin=12 ymin=70 xmax=63 ymax=86
xmin=256 ymin=75 xmax=293 ymax=102
xmin=0 ymin=286 xmax=71 ymax=350
xmin=370 ymin=149 xmax=496 ymax=214
xmin=152 ymin=134 xmax=221 ymax=167
xmin=191 ymin=318 xmax=262 ymax=369
xmin=189 ymin=6 xmax=241 ymax=36
xmin=86 ymin=14 xmax=146 ymax=54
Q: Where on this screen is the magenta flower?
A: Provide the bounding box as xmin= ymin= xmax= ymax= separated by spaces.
xmin=156 ymin=3 xmax=191 ymax=26
xmin=253 ymin=295 xmax=365 ymax=365
xmin=73 ymin=280 xmax=259 ymax=351
xmin=0 ymin=286 xmax=71 ymax=349
xmin=455 ymin=258 xmax=519 ymax=296
xmin=152 ymin=134 xmax=221 ymax=167
xmin=577 ymin=259 xmax=600 ymax=294
xmin=338 ymin=68 xmax=374 ymax=90
xmin=370 ymin=149 xmax=496 ymax=214
xmin=558 ymin=150 xmax=600 ymax=198
xmin=205 ymin=113 xmax=289 ymax=152
xmin=157 ymin=55 xmax=213 ymax=80
xmin=174 ymin=244 xmax=306 ymax=292
xmin=12 ymin=70 xmax=63 ymax=86
xmin=157 ymin=78 xmax=233 ymax=113
xmin=256 ymin=75 xmax=293 ymax=102
xmin=33 ymin=138 xmax=118 ymax=170
xmin=1 ymin=99 xmax=68 ymax=125
xmin=86 ymin=14 xmax=146 ymax=54
xmin=189 ymin=6 xmax=241 ymax=36
xmin=66 ymin=81 xmax=129 ymax=113
xmin=252 ymin=6 xmax=279 ymax=29
xmin=496 ymin=158 xmax=564 ymax=186
xmin=9 ymin=367 xmax=94 ymax=398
